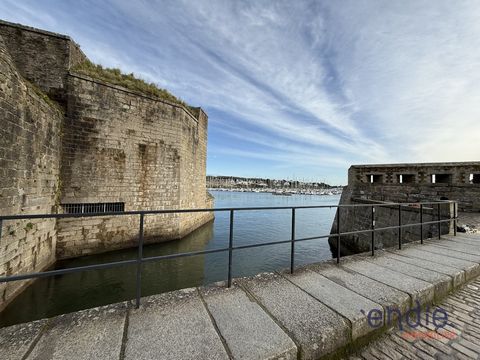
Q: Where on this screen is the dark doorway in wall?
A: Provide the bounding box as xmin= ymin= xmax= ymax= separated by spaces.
xmin=431 ymin=174 xmax=452 ymax=184
xmin=470 ymin=174 xmax=480 ymax=184
xmin=367 ymin=174 xmax=383 ymax=184
xmin=397 ymin=174 xmax=415 ymax=184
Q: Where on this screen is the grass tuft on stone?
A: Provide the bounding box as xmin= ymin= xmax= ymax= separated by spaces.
xmin=72 ymin=60 xmax=199 ymax=117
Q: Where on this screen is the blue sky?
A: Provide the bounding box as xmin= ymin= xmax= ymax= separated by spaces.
xmin=2 ymin=1 xmax=479 ymax=185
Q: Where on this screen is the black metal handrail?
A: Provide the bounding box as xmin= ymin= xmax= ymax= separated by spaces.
xmin=0 ymin=200 xmax=458 ymax=308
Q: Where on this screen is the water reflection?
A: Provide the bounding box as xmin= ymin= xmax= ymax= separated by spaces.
xmin=0 ymin=192 xmax=339 ymax=327
xmin=0 ymin=221 xmax=214 ymax=327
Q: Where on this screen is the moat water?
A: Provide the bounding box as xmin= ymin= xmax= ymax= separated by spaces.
xmin=0 ymin=191 xmax=340 ymax=327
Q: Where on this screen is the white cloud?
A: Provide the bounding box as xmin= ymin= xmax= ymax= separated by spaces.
xmin=1 ymin=0 xmax=479 ymax=182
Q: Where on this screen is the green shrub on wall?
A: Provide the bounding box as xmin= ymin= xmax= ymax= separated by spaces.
xmin=72 ymin=60 xmax=198 ymax=116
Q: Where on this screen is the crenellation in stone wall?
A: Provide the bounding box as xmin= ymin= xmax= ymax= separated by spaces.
xmin=348 ymin=162 xmax=480 ymax=211
xmin=330 ymin=162 xmax=475 ymax=256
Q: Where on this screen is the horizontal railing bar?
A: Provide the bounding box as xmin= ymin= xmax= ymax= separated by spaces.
xmin=0 ymin=201 xmax=455 ymax=221
xmin=329 ymin=218 xmax=453 ymax=237
xmin=0 ymin=214 xmax=457 ymax=284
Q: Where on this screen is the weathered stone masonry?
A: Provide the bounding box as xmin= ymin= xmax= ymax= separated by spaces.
xmin=0 ymin=31 xmax=61 ymax=310
xmin=0 ymin=20 xmax=212 ymax=309
xmin=329 ymin=162 xmax=479 ymax=256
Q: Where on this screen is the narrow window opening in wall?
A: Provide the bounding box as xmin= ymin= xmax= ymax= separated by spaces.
xmin=397 ymin=174 xmax=415 ymax=184
xmin=62 ymin=202 xmax=125 ymax=214
xmin=367 ymin=174 xmax=383 ymax=184
xmin=470 ymin=174 xmax=480 ymax=184
xmin=431 ymin=174 xmax=452 ymax=184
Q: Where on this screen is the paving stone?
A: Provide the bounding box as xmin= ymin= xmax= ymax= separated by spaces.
xmin=364 ymin=254 xmax=453 ymax=299
xmin=422 ymin=337 xmax=453 ymax=355
xmin=457 ymin=338 xmax=480 ymax=353
xmin=27 ymin=303 xmax=127 ymax=360
xmin=374 ymin=341 xmax=404 ymax=359
xmin=428 ymin=238 xmax=480 ymax=256
xmin=126 ymin=288 xmax=228 ymax=360
xmin=0 ymin=319 xmax=47 ymax=360
xmin=420 ymin=244 xmax=480 ymax=263
xmin=240 ymin=272 xmax=350 ymax=360
xmin=282 ymin=268 xmax=383 ymax=340
xmin=383 ymin=336 xmax=419 ymax=359
xmin=413 ymin=340 xmax=439 ymax=357
xmin=393 ymin=247 xmax=480 ymax=280
xmin=451 ymin=342 xmax=478 ymax=358
xmin=201 ymin=284 xmax=297 ymax=360
xmin=341 ymin=258 xmax=435 ymax=305
xmin=383 ymin=250 xmax=465 ymax=288
xmin=309 ymin=262 xmax=411 ymax=314
xmin=447 ymin=235 xmax=480 ymax=245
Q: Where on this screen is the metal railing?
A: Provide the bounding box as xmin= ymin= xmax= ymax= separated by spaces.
xmin=0 ymin=200 xmax=458 ymax=308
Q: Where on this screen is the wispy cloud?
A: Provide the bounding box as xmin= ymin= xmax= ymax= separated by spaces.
xmin=1 ymin=0 xmax=479 ymax=183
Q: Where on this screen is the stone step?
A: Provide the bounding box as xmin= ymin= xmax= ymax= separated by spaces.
xmin=341 ymin=259 xmax=435 ymax=305
xmin=200 ymin=284 xmax=297 ymax=360
xmin=394 ymin=247 xmax=480 ymax=280
xmin=445 ymin=234 xmax=480 ymax=244
xmin=239 ymin=272 xmax=350 ymax=360
xmin=281 ymin=268 xmax=383 ymax=340
xmin=310 ymin=263 xmax=411 ymax=314
xmin=383 ymin=250 xmax=465 ymax=288
xmin=125 ymin=289 xmax=228 ymax=360
xmin=428 ymin=238 xmax=480 ymax=256
xmin=0 ymin=319 xmax=46 ymax=360
xmin=29 ymin=303 xmax=127 ymax=360
xmin=363 ymin=253 xmax=453 ymax=300
xmin=420 ymin=243 xmax=480 ymax=263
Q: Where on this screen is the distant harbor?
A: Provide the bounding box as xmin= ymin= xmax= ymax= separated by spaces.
xmin=207 ymin=175 xmax=343 ymax=196
xmin=208 ymin=187 xmax=343 ymax=196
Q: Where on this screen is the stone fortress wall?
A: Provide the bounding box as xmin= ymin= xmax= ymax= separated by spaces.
xmin=0 ymin=20 xmax=213 ymax=309
xmin=329 ymin=162 xmax=480 ymax=256
xmin=0 ymin=32 xmax=62 ymax=311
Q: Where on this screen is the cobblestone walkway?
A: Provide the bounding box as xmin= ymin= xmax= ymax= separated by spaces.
xmin=348 ymin=278 xmax=480 ymax=359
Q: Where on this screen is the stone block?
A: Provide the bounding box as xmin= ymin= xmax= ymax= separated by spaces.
xmin=27 ymin=303 xmax=127 ymax=360
xmin=201 ymin=284 xmax=297 ymax=359
xmin=239 ymin=272 xmax=350 ymax=359
xmin=126 ymin=288 xmax=228 ymax=360
xmin=282 ymin=268 xmax=383 ymax=340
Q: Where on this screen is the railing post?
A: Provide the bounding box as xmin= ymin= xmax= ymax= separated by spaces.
xmin=420 ymin=204 xmax=423 ymax=244
xmin=227 ymin=210 xmax=234 ymax=287
xmin=0 ymin=219 xmax=3 ymax=244
xmin=290 ymin=208 xmax=295 ymax=274
xmin=371 ymin=206 xmax=375 ymax=256
xmin=336 ymin=207 xmax=341 ymax=264
xmin=437 ymin=203 xmax=441 ymax=239
xmin=454 ymin=202 xmax=457 ymax=236
xmin=135 ymin=213 xmax=144 ymax=309
xmin=398 ymin=205 xmax=402 ymax=250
